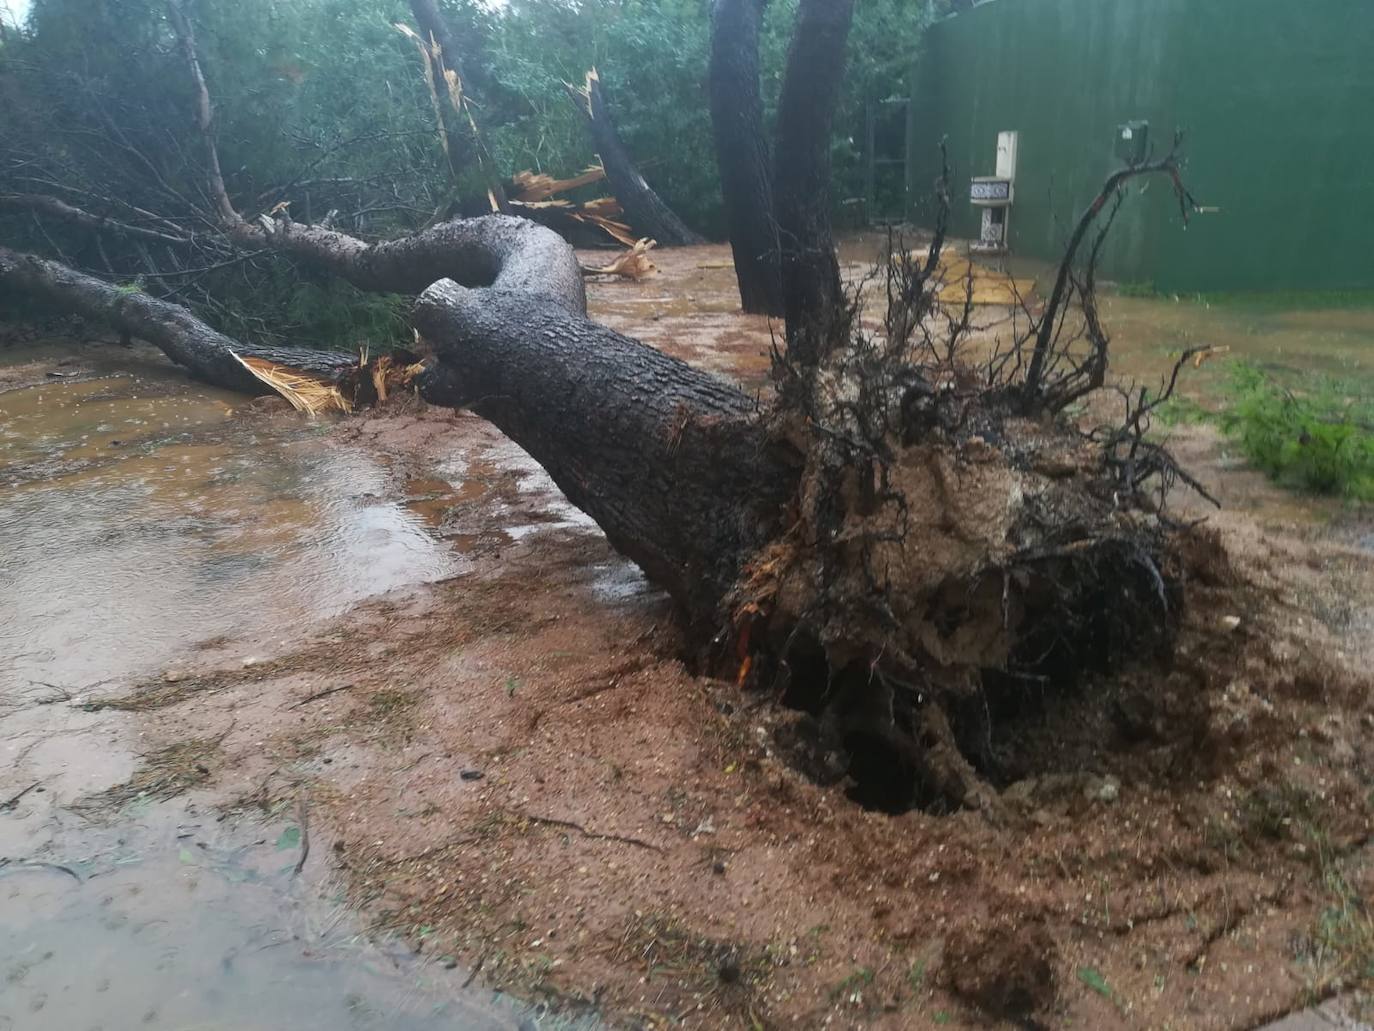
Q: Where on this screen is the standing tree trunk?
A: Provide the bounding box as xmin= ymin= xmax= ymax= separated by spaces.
xmin=708 ymin=0 xmax=783 ymax=316
xmin=772 ymin=0 xmax=856 ymax=370
xmin=570 ymin=70 xmax=704 ymax=247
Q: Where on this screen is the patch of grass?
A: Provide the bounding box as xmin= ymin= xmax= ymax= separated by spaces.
xmin=1219 ymin=362 xmax=1374 ymax=501
xmin=368 ymin=688 xmax=418 ymax=714
xmin=1296 ymin=827 xmax=1374 ymax=996
xmin=1077 ymin=965 xmax=1114 ymax=1000
xmin=1153 ymin=393 xmax=1212 ymax=427
xmin=830 ymin=966 xmax=875 ymax=1002
xmin=1189 ymin=289 xmax=1374 ymax=311
xmin=908 ymin=957 xmax=929 ymax=992
xmin=1113 ymin=281 xmax=1159 ymax=299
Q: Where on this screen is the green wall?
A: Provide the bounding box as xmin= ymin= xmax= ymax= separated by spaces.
xmin=908 ymin=0 xmax=1374 ymax=293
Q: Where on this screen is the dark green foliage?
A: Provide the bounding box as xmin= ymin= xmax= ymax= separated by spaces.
xmin=1220 ymin=363 xmax=1374 ymax=501
xmin=1 ymin=0 xmax=932 ymax=344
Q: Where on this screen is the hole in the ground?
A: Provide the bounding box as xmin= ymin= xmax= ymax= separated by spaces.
xmin=756 ymin=554 xmax=1180 ymax=816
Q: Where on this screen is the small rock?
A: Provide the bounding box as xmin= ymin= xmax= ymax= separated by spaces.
xmin=1094 ymin=776 xmax=1121 ymax=804
xmin=1220 ymin=615 xmax=1242 ymax=632
xmin=459 ymin=769 xmax=484 ymax=782
xmin=162 ymin=669 xmax=188 ymax=684
xmin=241 ymin=656 xmax=261 ymax=668
xmin=712 ymin=860 xmax=727 ymax=876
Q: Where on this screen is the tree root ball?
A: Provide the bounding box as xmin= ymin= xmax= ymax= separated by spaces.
xmin=734 ymin=392 xmax=1181 ymax=814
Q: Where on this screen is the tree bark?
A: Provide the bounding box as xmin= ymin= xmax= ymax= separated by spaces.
xmin=2 ymin=213 xmax=587 ymax=411
xmin=571 ymin=71 xmax=703 ymax=247
xmin=413 ymin=278 xmax=795 ymax=623
xmin=708 ymin=0 xmax=783 ymax=316
xmin=772 ymin=0 xmax=855 ymax=370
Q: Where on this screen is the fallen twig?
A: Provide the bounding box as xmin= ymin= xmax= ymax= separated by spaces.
xmin=0 ymin=782 xmax=41 ymax=812
xmin=461 ymin=950 xmax=487 ymax=989
xmin=0 ymin=857 xmax=82 ymax=883
xmin=521 ymin=812 xmax=664 ymax=853
xmin=293 ymin=797 xmax=311 ymax=876
xmin=287 ymin=683 xmax=355 ymax=709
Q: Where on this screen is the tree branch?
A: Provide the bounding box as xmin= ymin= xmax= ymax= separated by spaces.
xmin=166 ymin=0 xmax=241 ymax=228
xmin=0 ymin=192 xmax=198 ymax=246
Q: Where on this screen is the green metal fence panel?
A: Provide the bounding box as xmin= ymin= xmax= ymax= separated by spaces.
xmin=909 ymin=0 xmax=1374 ymax=293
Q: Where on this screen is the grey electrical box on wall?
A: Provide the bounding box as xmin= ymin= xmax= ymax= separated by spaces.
xmin=1115 ymin=121 xmax=1150 ymax=165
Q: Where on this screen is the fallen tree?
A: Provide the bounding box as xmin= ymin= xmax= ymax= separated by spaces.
xmin=0 ymin=0 xmax=1208 ymax=818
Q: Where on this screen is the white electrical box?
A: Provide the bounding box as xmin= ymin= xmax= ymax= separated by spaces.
xmin=971 ymin=130 xmax=1019 ymax=256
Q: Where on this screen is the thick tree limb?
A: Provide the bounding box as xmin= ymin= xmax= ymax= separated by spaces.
xmin=0 ymin=245 xmax=354 ymax=392
xmin=239 ymin=214 xmax=584 ymax=312
xmin=568 ymin=70 xmax=703 ymax=247
xmin=708 ymin=0 xmax=783 ymax=315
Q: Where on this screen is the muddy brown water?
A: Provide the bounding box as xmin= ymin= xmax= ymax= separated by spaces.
xmin=0 ymin=347 xmax=591 ymax=1030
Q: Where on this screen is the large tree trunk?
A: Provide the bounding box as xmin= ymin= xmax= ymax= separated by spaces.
xmin=414 ymin=279 xmax=795 ymax=623
xmin=772 ymin=0 xmax=855 ymax=370
xmin=571 ymin=71 xmax=703 ymax=247
xmin=708 ymin=0 xmax=783 ymax=316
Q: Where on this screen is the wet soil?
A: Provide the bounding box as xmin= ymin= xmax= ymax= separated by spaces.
xmin=3 ymin=244 xmax=1373 ymax=1030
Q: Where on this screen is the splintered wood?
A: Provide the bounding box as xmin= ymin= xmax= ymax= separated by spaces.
xmin=233 ymin=354 xmax=352 ymax=415
xmin=581 ymin=238 xmax=658 ymax=281
xmin=369 ymin=353 xmax=427 ymax=403
xmin=510 ymin=165 xmax=607 ymax=203
xmin=232 ymin=351 xmax=427 ymax=414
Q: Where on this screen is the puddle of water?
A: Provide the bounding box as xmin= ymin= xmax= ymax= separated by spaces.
xmin=0 ymin=356 xmax=558 ymax=1031
xmin=1 ymin=799 xmax=530 ymax=1031
xmin=0 ymin=371 xmax=463 ymax=691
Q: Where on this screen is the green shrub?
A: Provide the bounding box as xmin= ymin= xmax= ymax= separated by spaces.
xmin=1219 ymin=363 xmax=1374 ymax=501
